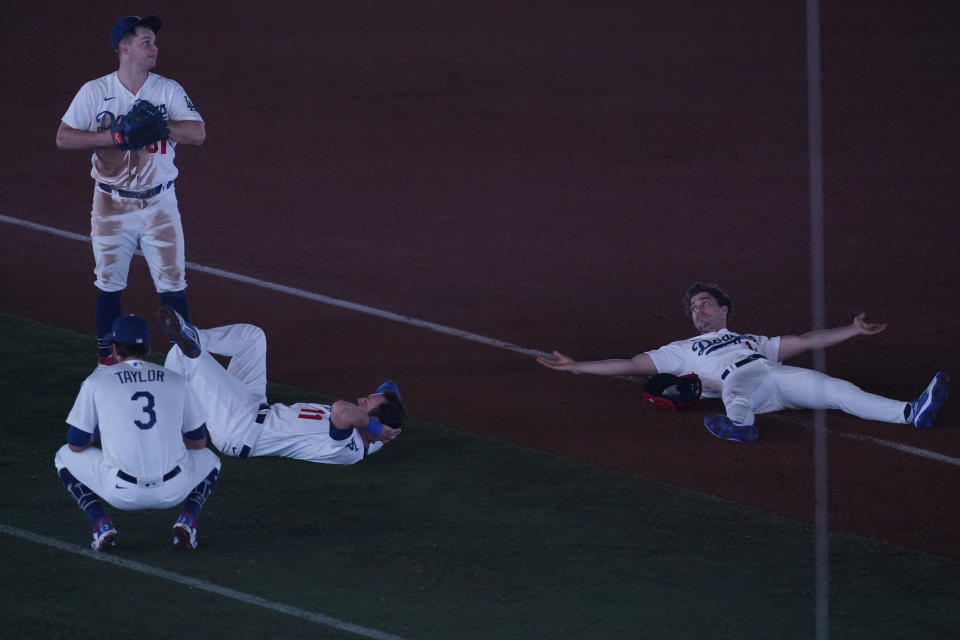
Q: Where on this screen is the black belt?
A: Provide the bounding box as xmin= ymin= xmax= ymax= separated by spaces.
xmin=117 ymin=465 xmax=181 ymax=484
xmin=98 ymin=181 xmax=173 ymax=199
xmin=721 ymin=354 xmax=766 ymax=380
xmin=239 ymin=403 xmax=271 ymax=458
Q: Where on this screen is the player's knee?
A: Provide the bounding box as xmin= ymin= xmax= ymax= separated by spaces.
xmin=234 ymin=323 xmax=266 ymax=347
xmin=826 ymin=378 xmax=860 ymax=397
xmin=54 ymin=444 xmax=73 ymax=469
xmin=248 ymin=324 xmax=266 ymax=345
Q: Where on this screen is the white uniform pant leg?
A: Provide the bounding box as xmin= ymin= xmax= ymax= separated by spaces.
xmin=55 ymin=445 xmax=221 ymax=511
xmin=197 ymin=324 xmax=268 ymax=397
xmin=138 ymin=189 xmax=187 ymax=293
xmin=766 ymin=365 xmax=910 ymax=424
xmin=720 ymin=359 xmax=771 ymax=426
xmin=90 ymin=189 xmax=141 ymax=292
xmin=164 ymin=339 xmax=266 ymax=455
xmin=55 ymin=444 xmax=110 ymax=500
xmin=158 ymin=448 xmax=221 ymax=506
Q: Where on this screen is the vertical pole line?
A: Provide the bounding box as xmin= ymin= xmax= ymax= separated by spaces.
xmin=805 ymin=0 xmax=829 ymax=638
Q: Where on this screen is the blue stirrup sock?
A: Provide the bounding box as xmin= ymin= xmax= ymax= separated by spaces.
xmin=183 ymin=468 xmax=219 ymax=519
xmin=160 ymin=289 xmax=190 ymax=323
xmin=95 ymin=288 xmax=123 ymax=357
xmin=58 ymin=468 xmax=108 ymax=525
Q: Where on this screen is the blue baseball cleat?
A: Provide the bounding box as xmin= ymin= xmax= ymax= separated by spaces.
xmin=91 ymin=517 xmax=117 ymax=551
xmin=157 ymin=305 xmax=201 ymax=358
xmin=911 ymin=372 xmax=950 ymax=429
xmin=172 ymin=513 xmax=198 ymax=550
xmin=704 ymin=414 xmax=758 ymax=443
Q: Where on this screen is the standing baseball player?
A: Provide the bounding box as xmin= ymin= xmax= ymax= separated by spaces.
xmin=157 ymin=306 xmax=406 ymax=464
xmin=538 ymin=282 xmax=951 ymax=443
xmin=56 ymin=16 xmax=205 ymax=368
xmin=54 ymin=313 xmax=221 ymax=550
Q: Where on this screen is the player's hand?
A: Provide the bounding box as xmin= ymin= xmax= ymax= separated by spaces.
xmin=375 ymin=425 xmax=401 ymax=443
xmin=537 ymin=350 xmax=578 ymax=372
xmin=852 ymin=312 xmax=887 ymax=335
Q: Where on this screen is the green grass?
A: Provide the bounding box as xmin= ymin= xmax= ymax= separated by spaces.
xmin=1 ymin=313 xmax=959 ymax=639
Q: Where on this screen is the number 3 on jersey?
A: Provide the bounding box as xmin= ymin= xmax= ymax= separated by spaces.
xmin=131 ymin=391 xmax=157 ymax=429
xmin=146 ymin=139 xmax=168 ymax=154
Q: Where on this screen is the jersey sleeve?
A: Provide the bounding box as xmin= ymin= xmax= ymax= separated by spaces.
xmin=645 ymin=340 xmax=689 ymax=375
xmin=65 ymin=379 xmax=98 ymax=433
xmin=164 ymin=80 xmax=204 ymax=123
xmin=61 ymin=82 xmax=100 ymax=131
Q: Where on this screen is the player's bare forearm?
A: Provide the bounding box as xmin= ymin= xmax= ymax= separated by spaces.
xmin=777 ymin=313 xmax=887 ymax=360
xmin=166 ymin=120 xmax=205 ymax=145
xmin=55 ymin=122 xmax=114 ymax=150
xmin=332 ymin=399 xmax=401 ymax=442
xmin=331 ymin=400 xmax=363 ymax=429
xmin=537 ymin=351 xmax=656 ymax=376
xmin=183 ymin=435 xmax=207 ymax=449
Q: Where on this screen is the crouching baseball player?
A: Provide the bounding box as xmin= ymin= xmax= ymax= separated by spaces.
xmin=54 ymin=314 xmax=221 ymax=551
xmin=538 ymin=282 xmax=951 ymax=443
xmin=157 ymin=306 xmax=406 ymax=463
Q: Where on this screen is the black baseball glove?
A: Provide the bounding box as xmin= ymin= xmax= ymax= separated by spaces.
xmin=110 ymin=100 xmax=169 ymax=151
xmin=642 ymin=373 xmax=702 ymax=411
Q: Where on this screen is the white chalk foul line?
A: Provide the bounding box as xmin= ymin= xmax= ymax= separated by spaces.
xmin=836 ymin=431 xmax=960 ymax=467
xmin=0 ymin=214 xmax=549 ymax=359
xmin=0 ymin=523 xmax=405 ymax=640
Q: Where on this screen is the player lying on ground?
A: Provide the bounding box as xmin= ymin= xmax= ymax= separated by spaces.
xmin=55 ymin=314 xmax=220 ymax=551
xmin=157 ymin=306 xmax=405 ymax=463
xmin=537 ymin=282 xmax=951 ymax=443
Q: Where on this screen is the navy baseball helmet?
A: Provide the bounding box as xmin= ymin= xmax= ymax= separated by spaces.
xmin=111 ymin=15 xmax=162 ymax=51
xmin=105 ymin=314 xmax=150 ymax=345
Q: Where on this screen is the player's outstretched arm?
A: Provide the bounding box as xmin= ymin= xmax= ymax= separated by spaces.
xmin=537 ymin=351 xmax=657 ymax=376
xmin=777 ymin=312 xmax=887 ymax=361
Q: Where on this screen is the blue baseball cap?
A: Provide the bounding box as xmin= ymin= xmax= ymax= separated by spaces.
xmin=105 ymin=314 xmax=150 ymax=345
xmin=374 ymin=380 xmax=401 ymax=400
xmin=111 ymin=15 xmax=162 ymax=51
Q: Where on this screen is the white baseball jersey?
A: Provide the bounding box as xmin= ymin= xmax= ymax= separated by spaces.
xmin=56 ymin=359 xmax=220 ymax=511
xmin=62 ymin=71 xmax=203 ymax=190
xmin=66 ymin=360 xmax=205 ymax=475
xmin=647 ymin=328 xmax=908 ymax=425
xmin=646 ymin=329 xmax=781 ymax=397
xmin=163 ymin=323 xmax=380 ymax=465
xmin=62 ymin=71 xmax=203 ymax=294
xmin=255 ymin=403 xmax=367 ymax=465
